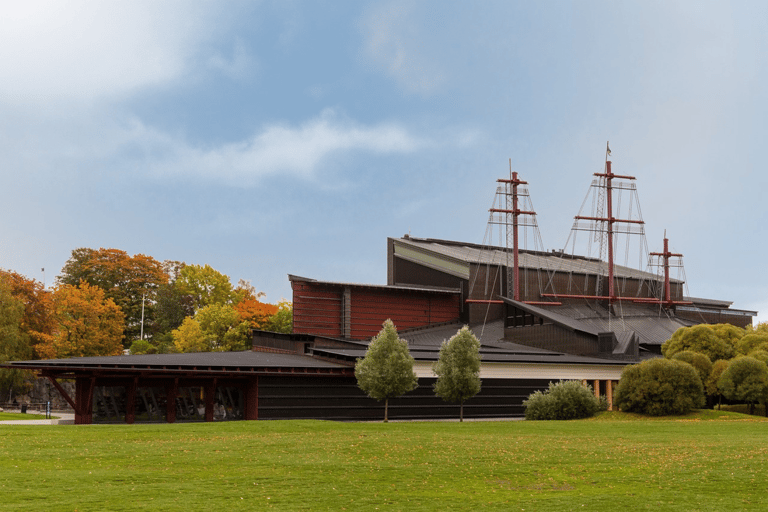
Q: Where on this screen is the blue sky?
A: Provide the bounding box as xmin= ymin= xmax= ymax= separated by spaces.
xmin=1 ymin=1 xmax=766 ymax=322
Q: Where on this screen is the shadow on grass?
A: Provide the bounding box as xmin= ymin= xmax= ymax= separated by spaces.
xmin=585 ymin=409 xmax=768 ymax=422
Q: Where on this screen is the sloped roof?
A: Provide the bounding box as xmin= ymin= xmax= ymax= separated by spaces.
xmin=6 ymin=351 xmax=349 ymax=372
xmin=311 ymin=318 xmax=628 ymax=366
xmin=394 ymin=236 xmax=677 ymax=283
xmin=503 ymin=298 xmax=691 ymax=347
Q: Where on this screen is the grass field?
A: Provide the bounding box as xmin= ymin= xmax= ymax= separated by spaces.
xmin=0 ymin=411 xmax=58 ymax=421
xmin=1 ymin=411 xmax=767 ymax=511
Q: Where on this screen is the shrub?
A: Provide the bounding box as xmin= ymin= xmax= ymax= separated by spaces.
xmin=614 ymin=358 xmax=704 ymax=416
xmin=523 ymin=380 xmax=601 ymax=420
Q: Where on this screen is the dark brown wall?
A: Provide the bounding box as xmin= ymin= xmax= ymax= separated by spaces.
xmin=675 ymin=309 xmax=753 ymax=329
xmin=391 ymin=256 xmax=467 ymax=290
xmin=257 ymin=375 xmax=551 ymax=420
xmin=504 ymin=324 xmax=599 ymax=356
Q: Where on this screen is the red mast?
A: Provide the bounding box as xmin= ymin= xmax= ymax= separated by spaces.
xmin=643 ymin=234 xmax=692 ymax=306
xmin=491 ymin=171 xmax=535 ymax=301
xmin=572 ymin=155 xmax=644 ymax=303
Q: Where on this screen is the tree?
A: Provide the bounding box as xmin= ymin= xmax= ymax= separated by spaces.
xmin=57 ymin=248 xmax=167 ymax=347
xmin=706 ymin=359 xmax=730 ymax=409
xmin=153 ymin=281 xmax=195 ymax=334
xmin=433 ymin=326 xmax=482 ymax=421
xmin=355 ymin=320 xmax=418 ymax=422
xmin=0 ymin=276 xmax=34 ymax=399
xmin=717 ymin=356 xmax=768 ymax=416
xmin=175 ymin=264 xmax=237 ymax=312
xmin=709 ymin=323 xmax=745 ymax=350
xmin=523 ymin=381 xmax=602 ymax=420
xmin=0 ymin=269 xmax=55 ymax=357
xmin=670 ymin=351 xmax=713 ymax=386
xmin=38 ymin=282 xmax=125 ymax=359
xmin=171 ymin=317 xmax=209 ymax=353
xmin=234 ymin=298 xmax=278 ymax=330
xmin=737 ymin=333 xmax=768 ymax=355
xmin=172 ymin=304 xmax=251 ymax=353
xmin=661 ymin=325 xmax=735 ymax=362
xmin=614 ymin=358 xmax=704 ymax=416
xmin=264 ymin=300 xmax=293 ymax=334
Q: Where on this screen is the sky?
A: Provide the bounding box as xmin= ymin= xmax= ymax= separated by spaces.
xmin=1 ymin=1 xmax=767 ymax=323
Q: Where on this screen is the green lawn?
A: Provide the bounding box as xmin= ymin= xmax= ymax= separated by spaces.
xmin=1 ymin=411 xmax=766 ymax=511
xmin=0 ymin=411 xmax=58 ymax=421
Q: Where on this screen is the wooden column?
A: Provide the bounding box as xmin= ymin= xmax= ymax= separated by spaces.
xmin=166 ymin=379 xmax=178 ymax=423
xmin=125 ymin=378 xmax=137 ymax=424
xmin=593 ymin=380 xmax=600 ymax=399
xmin=244 ymin=377 xmax=259 ymax=421
xmin=204 ymin=380 xmax=216 ymax=422
xmin=606 ymin=380 xmax=614 ymax=411
xmin=74 ymin=377 xmax=96 ymax=425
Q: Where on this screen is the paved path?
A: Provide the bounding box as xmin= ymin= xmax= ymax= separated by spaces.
xmin=0 ymin=411 xmax=75 ymax=425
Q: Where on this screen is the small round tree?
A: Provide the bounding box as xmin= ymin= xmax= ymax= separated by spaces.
xmin=662 ymin=325 xmax=735 ymax=362
xmin=670 ymin=351 xmax=713 ymax=386
xmin=706 ymin=359 xmax=730 ymax=409
xmin=433 ymin=326 xmax=482 ymax=422
xmin=737 ymin=333 xmax=768 ymax=356
xmin=614 ymin=358 xmax=704 ymax=416
xmin=717 ymin=356 xmax=768 ymax=416
xmin=355 ymin=319 xmax=418 ymax=422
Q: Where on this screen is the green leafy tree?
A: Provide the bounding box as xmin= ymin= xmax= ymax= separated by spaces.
xmin=355 ymin=320 xmax=418 ymax=422
xmin=175 ymin=264 xmax=237 ymax=312
xmin=0 ymin=277 xmax=34 ymax=399
xmin=128 ymin=338 xmax=155 ymax=355
xmin=670 ymin=351 xmax=713 ymax=386
xmin=748 ymin=349 xmax=768 ymax=365
xmin=433 ymin=326 xmax=482 ymax=421
xmin=706 ymin=359 xmax=730 ymax=409
xmin=263 ymin=300 xmax=293 ymax=334
xmin=615 ymin=358 xmax=704 ymax=416
xmin=523 ymin=381 xmax=602 ymax=420
xmin=661 ymin=325 xmax=735 ymax=362
xmin=172 ymin=304 xmax=251 ymax=353
xmin=717 ymin=356 xmax=768 ymax=416
xmin=709 ymin=323 xmax=745 ymax=349
xmin=737 ymin=333 xmax=768 ymax=355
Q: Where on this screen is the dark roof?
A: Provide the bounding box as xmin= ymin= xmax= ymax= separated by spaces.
xmin=503 ymin=298 xmax=690 ymax=346
xmin=311 ymin=318 xmax=628 ymax=366
xmin=6 ymin=350 xmax=350 ymax=373
xmin=289 ymin=274 xmax=460 ymax=294
xmin=312 ymin=344 xmax=628 ymax=366
xmin=394 ymin=236 xmax=676 ymax=283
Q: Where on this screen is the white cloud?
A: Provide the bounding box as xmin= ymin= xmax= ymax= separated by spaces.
xmin=360 ymin=1 xmax=446 ymax=95
xmin=0 ymin=1 xmax=244 ymax=106
xmin=139 ymin=109 xmax=424 ymax=185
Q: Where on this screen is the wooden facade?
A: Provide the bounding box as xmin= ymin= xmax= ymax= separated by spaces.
xmin=291 ymin=275 xmax=462 ymax=340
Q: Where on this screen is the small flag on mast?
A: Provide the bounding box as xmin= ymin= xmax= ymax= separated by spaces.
xmin=606 ymin=142 xmax=611 ymax=156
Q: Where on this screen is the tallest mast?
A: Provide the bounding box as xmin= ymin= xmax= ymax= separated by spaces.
xmin=543 ymin=142 xmax=647 ymax=305
xmin=573 ymin=143 xmax=645 ymax=303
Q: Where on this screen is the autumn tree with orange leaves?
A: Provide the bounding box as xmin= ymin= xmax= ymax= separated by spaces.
xmin=58 ymin=248 xmax=168 ymax=346
xmin=0 ymin=269 xmax=55 ymax=358
xmin=37 ymin=282 xmax=125 ymax=359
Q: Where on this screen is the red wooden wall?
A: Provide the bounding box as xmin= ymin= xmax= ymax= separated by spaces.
xmin=292 ymin=278 xmax=460 ymax=340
